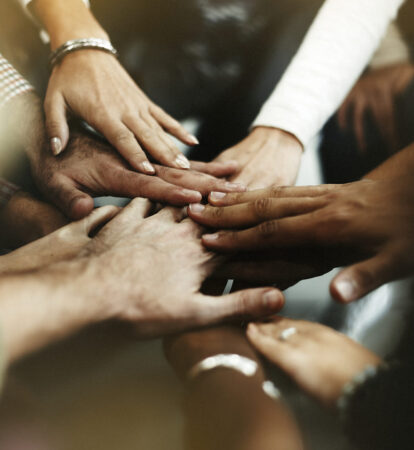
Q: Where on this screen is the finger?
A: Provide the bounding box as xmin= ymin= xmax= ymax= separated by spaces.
xmin=193 ymin=288 xmax=285 ymax=326
xmin=201 ymin=213 xmax=333 ymax=252
xmin=330 ymin=253 xmax=398 ymax=304
xmin=353 ymin=99 xmax=367 ymax=152
xmin=370 ymin=94 xmax=397 ymax=150
xmin=47 ymin=176 xmax=95 ymax=220
xmin=155 ymin=165 xmax=245 ymax=197
xmin=189 ymin=197 xmax=326 ymax=229
xmin=189 ymin=160 xmax=239 ymax=178
xmin=44 ymin=94 xmax=69 ymax=156
xmin=127 ymin=114 xmax=191 ymax=170
xmin=82 ymin=205 xmax=121 ymax=235
xmin=107 ymin=168 xmax=202 ymax=204
xmin=150 ymin=104 xmax=199 ymax=146
xmin=100 ymin=119 xmax=156 ymax=174
xmin=208 ymin=184 xmax=340 ymax=206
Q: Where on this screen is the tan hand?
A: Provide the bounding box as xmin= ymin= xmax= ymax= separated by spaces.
xmin=214 ymin=127 xmax=303 ymax=189
xmin=45 ymin=51 xmax=198 ymax=172
xmin=247 ymin=317 xmax=381 ymax=408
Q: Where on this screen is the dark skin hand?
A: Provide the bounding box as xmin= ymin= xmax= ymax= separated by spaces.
xmin=164 ymin=326 xmax=304 ymax=450
xmin=29 ymin=130 xmax=245 ymax=219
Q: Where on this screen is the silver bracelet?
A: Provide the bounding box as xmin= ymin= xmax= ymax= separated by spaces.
xmin=187 ymin=354 xmax=282 ymax=401
xmin=49 ymin=38 xmax=118 ymax=69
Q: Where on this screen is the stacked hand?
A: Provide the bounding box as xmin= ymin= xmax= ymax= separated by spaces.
xmin=189 ymin=174 xmax=414 ymax=302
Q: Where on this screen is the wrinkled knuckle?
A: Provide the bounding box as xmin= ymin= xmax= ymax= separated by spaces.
xmin=140 ymin=128 xmax=154 ymax=141
xmin=258 ymin=220 xmax=278 ymax=237
xmin=113 ymin=129 xmax=133 ymax=144
xmin=269 ymin=185 xmax=285 ymax=198
xmin=236 ymin=291 xmax=251 ymax=314
xmin=210 ymin=206 xmax=224 ymax=219
xmin=252 ymin=198 xmax=272 ymax=219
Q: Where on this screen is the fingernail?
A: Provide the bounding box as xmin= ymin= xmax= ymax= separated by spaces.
xmin=225 ymin=182 xmax=246 ymax=192
xmin=262 ymin=290 xmax=281 ymax=309
xmin=188 ymin=134 xmax=199 ymax=145
xmin=203 ymin=233 xmax=219 ymax=242
xmin=210 ymin=192 xmax=226 ymax=201
xmin=175 ymin=154 xmax=191 ymax=169
xmin=141 ymin=161 xmax=156 ymax=174
xmin=183 ymin=190 xmax=202 ymax=200
xmin=335 ymin=279 xmax=357 ymax=302
xmin=189 ymin=203 xmax=205 ymax=213
xmin=51 ymin=137 xmax=62 ymax=155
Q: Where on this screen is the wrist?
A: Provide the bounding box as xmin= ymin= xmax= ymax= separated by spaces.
xmin=252 ymin=126 xmax=303 ymax=153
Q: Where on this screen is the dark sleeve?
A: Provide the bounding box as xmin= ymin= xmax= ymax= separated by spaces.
xmin=343 ymin=363 xmax=414 ymax=450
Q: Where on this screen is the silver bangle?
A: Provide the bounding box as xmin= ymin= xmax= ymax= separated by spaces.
xmin=187 ymin=354 xmax=282 ymax=401
xmin=49 ymin=38 xmax=118 ymax=69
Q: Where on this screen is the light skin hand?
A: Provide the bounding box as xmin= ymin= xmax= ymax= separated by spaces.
xmin=338 ymin=63 xmax=414 ymax=152
xmin=81 ymin=199 xmax=285 ymax=338
xmin=247 ymin=317 xmax=381 ymax=408
xmin=32 ymin=0 xmax=198 ymax=171
xmin=213 ymin=127 xmax=303 ymax=189
xmin=189 ymin=169 xmax=414 ymax=302
xmin=29 ymin=131 xmax=245 ymax=220
xmin=0 ymin=205 xmax=119 ymax=275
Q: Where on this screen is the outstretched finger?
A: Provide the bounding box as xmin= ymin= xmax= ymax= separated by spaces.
xmin=44 ymin=93 xmax=70 ymax=156
xmin=189 ymin=197 xmax=326 ymax=229
xmin=208 ymin=184 xmax=340 ymax=206
xmin=330 ymin=253 xmax=399 ymax=303
xmin=193 ymin=288 xmax=285 ymax=327
xmin=82 ymin=205 xmax=121 ymax=235
xmin=189 ymin=160 xmax=239 ymax=178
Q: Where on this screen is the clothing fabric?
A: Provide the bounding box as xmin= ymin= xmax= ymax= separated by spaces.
xmin=0 ymin=53 xmax=34 ymax=109
xmin=252 ymin=0 xmax=406 ymax=148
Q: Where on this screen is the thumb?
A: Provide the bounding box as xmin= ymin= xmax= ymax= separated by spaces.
xmin=48 ymin=176 xmax=94 ymax=220
xmin=330 ymin=254 xmax=397 ymax=303
xmin=81 ymin=205 xmax=121 ymax=236
xmin=44 ymin=94 xmax=70 ymax=156
xmin=194 ymin=288 xmax=285 ymax=326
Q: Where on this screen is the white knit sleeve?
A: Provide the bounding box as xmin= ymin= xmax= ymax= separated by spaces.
xmin=252 ymin=0 xmax=405 ymax=148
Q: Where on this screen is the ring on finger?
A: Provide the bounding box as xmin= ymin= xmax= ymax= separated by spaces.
xmin=279 ymin=327 xmax=297 ymax=342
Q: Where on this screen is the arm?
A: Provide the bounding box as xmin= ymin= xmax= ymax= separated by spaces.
xmin=26 ymin=0 xmax=198 ymax=173
xmin=252 ymin=0 xmax=405 ymax=147
xmin=164 ymin=327 xmax=304 ymax=450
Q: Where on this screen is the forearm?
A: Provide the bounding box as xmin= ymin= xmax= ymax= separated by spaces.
xmin=165 ymin=327 xmax=303 ymax=450
xmin=252 ymin=0 xmax=404 ymax=147
xmin=30 ymin=0 xmax=109 ymax=50
xmin=364 ymin=142 xmax=414 ymax=180
xmin=0 ymin=259 xmax=106 ymax=364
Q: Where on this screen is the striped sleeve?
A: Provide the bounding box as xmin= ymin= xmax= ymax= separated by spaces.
xmin=0 ymin=54 xmax=34 ymax=110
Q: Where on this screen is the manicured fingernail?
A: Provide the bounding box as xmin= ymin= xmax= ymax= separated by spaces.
xmin=175 ymin=154 xmax=191 ymax=169
xmin=203 ymin=233 xmax=219 ymax=242
xmin=189 ymin=203 xmax=205 ymax=213
xmin=188 ymin=134 xmax=199 ymax=145
xmin=262 ymin=290 xmax=281 ymax=309
xmin=335 ymin=279 xmax=357 ymax=302
xmin=225 ymin=182 xmax=246 ymax=191
xmin=210 ymin=191 xmax=226 ymax=201
xmin=183 ymin=190 xmax=202 ymax=200
xmin=51 ymin=137 xmax=62 ymax=155
xmin=140 ymin=161 xmax=156 ymax=174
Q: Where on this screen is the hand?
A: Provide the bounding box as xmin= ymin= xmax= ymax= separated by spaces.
xmin=81 ymin=199 xmax=285 ymax=337
xmin=338 ymin=63 xmax=414 ymax=151
xmin=247 ymin=317 xmax=381 ymax=408
xmin=45 ymin=50 xmax=199 ymax=173
xmin=214 ymin=127 xmax=303 ymax=189
xmin=30 ymin=130 xmax=245 ymax=219
xmin=0 ymin=205 xmax=119 ymax=274
xmin=189 ymin=175 xmax=414 ymax=303
xmin=0 ymin=191 xmax=68 ymax=249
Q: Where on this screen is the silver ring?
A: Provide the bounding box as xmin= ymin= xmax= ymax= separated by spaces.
xmin=279 ymin=327 xmax=297 ymax=342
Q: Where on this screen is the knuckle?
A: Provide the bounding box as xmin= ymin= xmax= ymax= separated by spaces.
xmin=252 ymin=198 xmax=272 ymax=219
xmin=268 ymin=185 xmax=285 ymax=198
xmin=113 ymin=129 xmax=134 ymax=144
xmin=140 ymin=127 xmax=154 ymax=142
xmin=209 ymin=206 xmax=224 ymax=220
xmin=258 ymin=220 xmax=278 ymax=237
